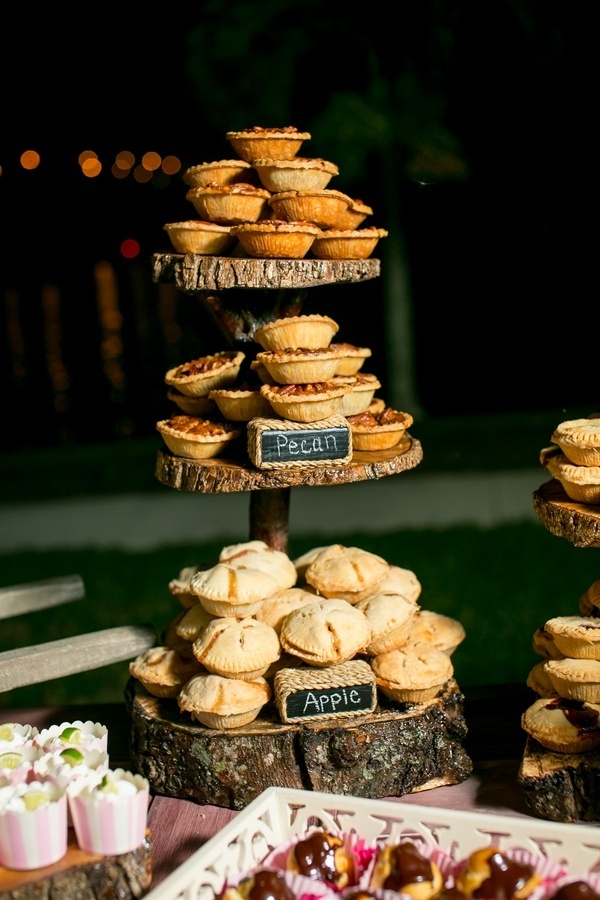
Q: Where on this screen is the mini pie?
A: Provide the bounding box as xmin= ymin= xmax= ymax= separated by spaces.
xmin=250 ymin=358 xmax=278 ymax=385
xmin=304 ymin=544 xmax=390 ymax=603
xmin=334 ymin=373 xmax=382 ymax=417
xmin=168 ymin=564 xmax=206 ymax=609
xmin=260 ymin=381 xmax=352 ymax=422
xmin=347 ymin=407 xmax=414 ymax=451
xmin=551 ymin=418 xmax=600 ymax=466
xmin=268 ymin=189 xmax=353 ymax=230
xmin=253 ymin=586 xmax=319 ymax=633
xmin=162 ymin=611 xmax=196 ymax=659
xmin=335 ymin=198 xmax=374 ymax=231
xmin=544 ymin=615 xmax=600 ymax=659
xmin=253 ymin=314 xmax=339 ymax=351
xmin=532 ymin=624 xmax=564 ymax=660
xmin=163 ymin=221 xmax=236 ymax=255
xmin=580 ymin=579 xmax=600 ymax=617
xmin=293 ymin=545 xmax=329 ymax=582
xmin=167 ymin=387 xmax=216 ymax=417
xmin=354 ymin=590 xmax=418 ymax=656
xmin=174 ymin=603 xmax=216 ymax=643
xmin=230 ymin=220 xmax=320 ymax=259
xmin=544 ymin=657 xmax=600 ymax=702
xmin=526 ymin=661 xmax=559 ymax=698
xmin=128 ymin=645 xmax=204 ymax=699
xmin=209 ymin=386 xmax=272 ymax=421
xmin=370 ymin=641 xmax=454 ymax=703
xmin=192 ymin=616 xmax=281 ymax=680
xmin=186 ymin=182 xmax=271 ymax=225
xmin=165 ymin=350 xmax=246 ymax=397
xmin=190 ymin=562 xmax=283 ymax=616
xmin=521 ymin=695 xmax=600 ymax=753
xmin=375 ymin=565 xmax=422 ymax=604
xmin=182 ymin=159 xmax=255 ymax=188
xmin=255 ymin=347 xmax=348 ymax=384
xmin=279 ymin=598 xmax=371 ymax=667
xmin=253 ymin=157 xmax=339 ymax=192
xmin=178 ymin=673 xmax=271 ymax=729
xmin=455 ymin=848 xmax=542 ymax=900
xmin=540 ymin=446 xmax=600 ymax=504
xmin=369 ymin=841 xmax=443 ymax=899
xmin=311 ymin=228 xmax=388 ymax=260
xmin=219 ymin=540 xmax=298 ymax=591
xmin=329 ymin=343 xmax=372 ymax=376
xmin=226 ymin=127 xmax=311 ymax=162
xmin=405 ymin=610 xmax=466 ymax=656
xmin=156 ymin=415 xmax=241 ymax=459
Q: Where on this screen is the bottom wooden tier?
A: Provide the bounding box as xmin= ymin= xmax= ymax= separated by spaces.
xmin=125 ymin=677 xmax=473 ymax=811
xmin=0 ymin=830 xmax=152 ymax=900
xmin=518 ymin=736 xmax=600 ymax=822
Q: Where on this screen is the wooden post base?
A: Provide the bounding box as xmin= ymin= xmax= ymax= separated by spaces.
xmin=518 ymin=736 xmax=600 ymax=822
xmin=125 ymin=677 xmax=473 ymax=811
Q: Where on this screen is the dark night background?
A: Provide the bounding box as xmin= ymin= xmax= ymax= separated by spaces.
xmin=0 ymin=3 xmax=595 ymax=454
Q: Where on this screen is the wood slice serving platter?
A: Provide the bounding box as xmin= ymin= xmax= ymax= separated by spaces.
xmin=125 ymin=677 xmax=473 ymax=811
xmin=0 ymin=831 xmax=152 ymax=900
xmin=533 ymin=479 xmax=600 ymax=548
xmin=518 ymin=735 xmax=600 ymax=823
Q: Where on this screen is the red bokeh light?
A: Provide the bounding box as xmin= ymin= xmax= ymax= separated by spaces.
xmin=120 ymin=238 xmax=140 ymax=259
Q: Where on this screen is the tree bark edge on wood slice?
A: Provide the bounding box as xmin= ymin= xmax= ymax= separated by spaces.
xmin=125 ymin=677 xmax=473 ymax=811
xmin=533 ymin=480 xmax=600 ymax=548
xmin=518 ymin=735 xmax=600 ymax=822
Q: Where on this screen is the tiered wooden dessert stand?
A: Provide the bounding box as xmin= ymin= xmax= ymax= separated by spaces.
xmin=126 ymin=252 xmax=474 ymax=810
xmin=518 ymin=479 xmax=600 ymax=821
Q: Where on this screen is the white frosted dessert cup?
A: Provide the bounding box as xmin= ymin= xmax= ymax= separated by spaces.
xmin=0 ymin=781 xmax=67 ymax=870
xmin=67 ymin=768 xmax=150 ymax=856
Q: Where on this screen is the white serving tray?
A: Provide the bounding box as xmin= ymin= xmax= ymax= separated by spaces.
xmin=145 ymin=787 xmax=600 ymax=900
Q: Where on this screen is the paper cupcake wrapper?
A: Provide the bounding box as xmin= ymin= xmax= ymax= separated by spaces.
xmin=453 ymin=848 xmax=567 ymax=899
xmin=0 ymin=793 xmax=67 ymax=870
xmin=68 ymin=787 xmax=149 ymax=855
xmin=221 ymin=867 xmax=337 ymax=900
xmin=361 ymin=840 xmax=455 ymax=892
xmin=262 ymin=828 xmax=374 ymax=890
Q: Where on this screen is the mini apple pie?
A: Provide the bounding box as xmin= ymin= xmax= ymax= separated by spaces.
xmin=375 ymin=564 xmax=422 ymax=603
xmin=182 ymin=159 xmax=255 ymax=188
xmin=521 ymin=696 xmax=600 ymax=753
xmin=330 ymin=343 xmax=372 ymax=376
xmin=335 ymin=373 xmax=382 ymax=417
xmin=255 ymin=347 xmax=346 ymax=383
xmin=260 ymin=381 xmax=352 ymax=422
xmin=192 ymin=616 xmax=281 ymax=680
xmin=253 ymin=157 xmax=339 ymax=192
xmin=544 ymin=657 xmax=600 ymax=702
xmin=540 ymin=446 xmax=600 ymax=504
xmin=163 ymin=221 xmax=236 ymax=255
xmin=226 ymin=127 xmax=311 ymax=162
xmin=174 ymin=603 xmax=216 ymax=643
xmin=167 ymin=387 xmax=216 ymax=417
xmin=268 ymin=189 xmax=353 ymax=229
xmin=156 ymin=415 xmax=241 ymax=459
xmin=335 ymin=198 xmax=373 ymax=231
xmin=219 ymin=539 xmax=298 ymax=591
xmin=209 ymin=386 xmax=272 ymax=421
xmin=186 ymin=182 xmax=271 ymax=225
xmin=544 ymin=615 xmax=600 ymax=659
xmin=354 ymin=590 xmax=418 ymax=656
xmin=190 ymin=560 xmax=289 ymax=617
xmin=347 ymin=407 xmax=414 ymax=451
xmin=405 ymin=610 xmax=466 ymax=656
xmin=253 ymin=586 xmax=319 ymax=633
xmin=304 ymin=544 xmax=390 ymax=603
xmin=311 ymin=228 xmax=388 ymax=260
xmin=168 ymin=564 xmax=208 ymax=609
xmin=178 ymin=673 xmax=272 ymax=729
xmin=128 ymin=646 xmax=204 ymax=699
xmin=551 ymin=418 xmax=600 ymax=466
xmin=370 ymin=642 xmax=454 ymax=703
xmin=279 ymin=598 xmax=371 ymax=667
xmin=230 ymin=220 xmax=319 ymax=259
xmin=165 ymin=350 xmax=245 ymax=397
xmin=253 ymin=314 xmax=339 ymax=351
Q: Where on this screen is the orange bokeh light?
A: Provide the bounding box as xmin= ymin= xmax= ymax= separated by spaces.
xmin=142 ymin=151 xmax=161 ymax=171
xmin=20 ymin=150 xmax=41 ymax=170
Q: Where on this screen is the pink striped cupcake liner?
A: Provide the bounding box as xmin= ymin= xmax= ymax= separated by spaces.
xmin=0 ymin=781 xmax=67 ymax=870
xmin=67 ymin=768 xmax=149 ymax=856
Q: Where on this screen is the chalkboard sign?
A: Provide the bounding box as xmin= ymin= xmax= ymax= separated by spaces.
xmin=274 ymin=660 xmax=377 ymax=724
xmin=248 ymin=415 xmax=352 ymax=469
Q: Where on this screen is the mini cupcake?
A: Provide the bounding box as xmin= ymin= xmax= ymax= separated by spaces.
xmin=0 ymin=722 xmax=38 ymax=747
xmin=33 ymin=746 xmax=109 ymax=826
xmin=0 ymin=745 xmax=43 ymax=787
xmin=67 ymin=768 xmax=150 ymax=856
xmin=34 ymin=720 xmax=108 ymax=755
xmin=0 ymin=780 xmax=67 ymax=870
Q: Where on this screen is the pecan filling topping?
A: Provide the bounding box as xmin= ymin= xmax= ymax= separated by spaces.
xmin=168 ymin=415 xmax=235 ymax=436
xmin=237 ymin=126 xmax=302 ymax=135
xmin=268 ymin=382 xmax=336 ymax=396
xmin=262 ymin=347 xmax=335 ymax=359
xmin=175 ymin=355 xmax=235 ymax=377
xmin=347 ymin=407 xmax=406 ymax=427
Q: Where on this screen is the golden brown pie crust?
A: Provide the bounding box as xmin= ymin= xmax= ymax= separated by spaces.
xmin=347 ymin=407 xmax=414 ymax=451
xmin=163 ymin=221 xmax=236 ymax=255
xmin=253 ymin=314 xmax=339 ymax=351
xmin=260 ymin=381 xmax=352 ymax=422
xmin=268 ymin=189 xmax=353 ymax=229
xmin=311 ymin=227 xmax=388 ymax=260
xmin=230 ymin=220 xmax=319 ymax=259
xmin=255 ymin=347 xmax=347 ymax=384
xmin=226 ymin=127 xmax=311 ymax=162
xmin=165 ymin=350 xmax=245 ymax=397
xmin=182 ymin=159 xmax=255 ymax=188
xmin=156 ymin=415 xmax=241 ymax=459
xmin=252 ymin=157 xmax=338 ymax=192
xmin=186 ymin=182 xmax=271 ymax=225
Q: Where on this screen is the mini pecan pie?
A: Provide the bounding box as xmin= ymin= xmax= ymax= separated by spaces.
xmin=186 ymin=182 xmax=271 ymax=225
xmin=311 ymin=227 xmax=388 ymax=260
xmin=163 ymin=221 xmax=236 ymax=255
xmin=165 ymin=350 xmax=245 ymax=397
xmin=334 ymin=373 xmax=382 ymax=417
xmin=253 ymin=314 xmax=339 ymax=351
xmin=335 ymin=198 xmax=373 ymax=230
xmin=209 ymin=386 xmax=272 ymax=421
xmin=182 ymin=159 xmax=255 ymax=188
xmin=156 ymin=414 xmax=241 ymax=459
xmin=330 ymin=342 xmax=372 ymax=376
xmin=540 ymin=446 xmax=600 ymax=504
xmin=230 ymin=220 xmax=319 ymax=259
xmin=260 ymin=381 xmax=352 ymax=422
xmin=255 ymin=347 xmax=346 ymax=384
xmin=268 ymin=189 xmax=353 ymax=229
xmin=226 ymin=126 xmax=311 ymax=162
xmin=252 ymin=157 xmax=339 ymax=192
xmin=167 ymin=387 xmax=217 ymax=417
xmin=347 ymin=407 xmax=414 ymax=451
